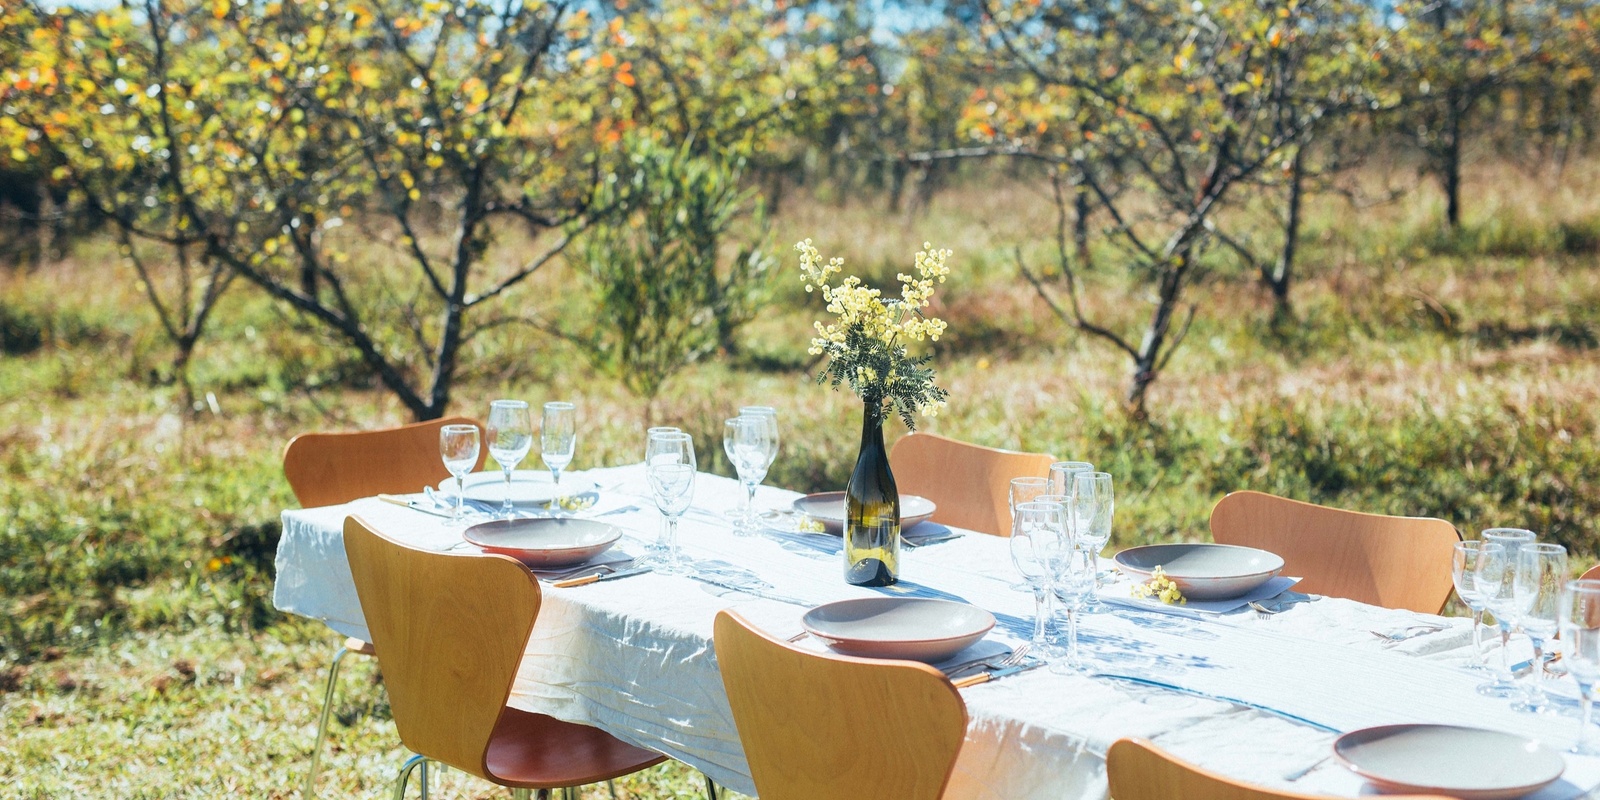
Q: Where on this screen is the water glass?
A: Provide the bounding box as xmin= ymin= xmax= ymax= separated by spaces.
xmin=1012 ymin=501 xmax=1067 ymax=650
xmin=1050 ymin=541 xmax=1097 ymax=673
xmin=1561 ymin=579 xmax=1600 ymax=755
xmin=1451 ymin=541 xmax=1491 ymax=671
xmin=487 ymin=400 xmax=533 ymax=519
xmin=1510 ymin=543 xmax=1566 ymax=713
xmin=725 ymin=416 xmax=777 ymax=535
xmin=1476 ymin=528 xmax=1537 ymax=697
xmin=1049 ymin=461 xmax=1094 ymax=497
xmin=438 ymin=424 xmax=480 ymax=522
xmin=1072 ymin=472 xmax=1115 ymax=606
xmin=1009 ymin=477 xmax=1051 ymax=516
xmin=644 ymin=430 xmax=696 ymax=575
xmin=540 ymin=401 xmax=576 ymax=489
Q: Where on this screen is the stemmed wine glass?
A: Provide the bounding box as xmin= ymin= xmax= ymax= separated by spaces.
xmin=1561 ymin=579 xmax=1600 ymax=755
xmin=725 ymin=416 xmax=776 ymax=536
xmin=1476 ymin=528 xmax=1537 ymax=697
xmin=1050 ymin=461 xmax=1094 ymax=497
xmin=1451 ymin=541 xmax=1492 ymax=672
xmin=1051 ymin=536 xmax=1097 ymax=674
xmin=540 ymin=401 xmax=576 ymax=491
xmin=643 ymin=430 xmax=696 ymax=575
xmin=1011 ymin=501 xmax=1066 ymax=653
xmin=438 ymin=424 xmax=480 ymax=523
xmin=486 ymin=400 xmax=533 ymax=520
xmin=1511 ymin=543 xmax=1566 ymax=713
xmin=1010 ymin=477 xmax=1051 ymax=513
xmin=739 ymin=406 xmax=779 ymax=468
xmin=1072 ymin=472 xmax=1115 ymax=610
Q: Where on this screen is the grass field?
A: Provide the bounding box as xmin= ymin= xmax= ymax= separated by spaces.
xmin=2 ymin=157 xmax=1599 ymax=797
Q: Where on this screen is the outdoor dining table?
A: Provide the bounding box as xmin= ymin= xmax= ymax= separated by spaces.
xmin=274 ymin=464 xmax=1600 ymax=799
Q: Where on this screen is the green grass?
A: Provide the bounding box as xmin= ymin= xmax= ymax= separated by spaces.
xmin=3 ymin=158 xmax=1600 ymax=796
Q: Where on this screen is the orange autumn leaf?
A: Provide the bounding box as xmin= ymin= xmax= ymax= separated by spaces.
xmin=616 ymin=70 xmax=635 ymax=87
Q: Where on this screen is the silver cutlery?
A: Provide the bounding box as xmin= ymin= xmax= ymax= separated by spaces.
xmin=945 ymin=646 xmax=1030 ymax=678
xmin=786 ymin=631 xmax=809 ymax=643
xmin=1248 ymin=601 xmax=1286 ymax=616
xmin=552 ymin=565 xmax=652 ymax=588
xmin=1370 ymin=624 xmax=1449 ymax=644
xmin=1283 ymin=754 xmax=1331 ymax=782
xmin=953 ymin=659 xmax=1046 ymax=688
xmin=378 ymin=493 xmax=455 ymax=519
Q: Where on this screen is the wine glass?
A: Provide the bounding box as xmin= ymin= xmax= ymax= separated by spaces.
xmin=438 ymin=424 xmax=480 ymax=522
xmin=1510 ymin=543 xmax=1566 ymax=713
xmin=1051 ymin=538 xmax=1097 ymax=674
xmin=643 ymin=430 xmax=696 ymax=576
xmin=1072 ymin=472 xmax=1115 ymax=609
xmin=1476 ymin=528 xmax=1537 ymax=697
xmin=540 ymin=401 xmax=576 ymax=491
xmin=1012 ymin=501 xmax=1067 ymax=652
xmin=486 ymin=400 xmax=533 ymax=519
xmin=725 ymin=416 xmax=776 ymax=536
xmin=1561 ymin=579 xmax=1600 ymax=755
xmin=738 ymin=406 xmax=779 ymax=470
xmin=1009 ymin=477 xmax=1051 ymax=515
xmin=1049 ymin=461 xmax=1094 ymax=497
xmin=1451 ymin=541 xmax=1492 ymax=672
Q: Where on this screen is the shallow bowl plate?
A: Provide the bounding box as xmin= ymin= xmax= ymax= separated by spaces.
xmin=462 ymin=517 xmax=622 ymax=568
xmin=801 ymin=597 xmax=994 ymax=663
xmin=1113 ymin=543 xmax=1284 ymax=600
xmin=443 ymin=470 xmax=599 ymax=508
xmin=1333 ymin=724 xmax=1565 ymax=800
xmin=791 ymin=492 xmax=937 ymax=535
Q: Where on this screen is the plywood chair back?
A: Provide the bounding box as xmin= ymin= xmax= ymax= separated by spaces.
xmin=283 ymin=416 xmax=485 ymax=508
xmin=1209 ymin=491 xmax=1461 ymax=613
xmin=1107 ymin=738 xmax=1452 ymax=800
xmin=713 ymin=611 xmax=968 ymax=800
xmin=343 ymin=516 xmax=537 ymax=782
xmin=1582 ymin=564 xmax=1600 ymax=582
xmin=888 ymin=432 xmax=1056 ymax=537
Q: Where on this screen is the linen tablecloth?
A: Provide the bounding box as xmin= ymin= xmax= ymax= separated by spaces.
xmin=274 ymin=465 xmax=1600 ymax=799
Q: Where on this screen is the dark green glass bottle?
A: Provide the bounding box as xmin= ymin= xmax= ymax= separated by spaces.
xmin=845 ymin=401 xmax=900 ymax=586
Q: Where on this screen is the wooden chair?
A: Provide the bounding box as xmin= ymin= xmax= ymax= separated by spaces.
xmin=282 ymin=416 xmax=486 ymax=509
xmin=344 ymin=516 xmax=667 ymax=800
xmin=1581 ymin=564 xmax=1600 ymax=582
xmin=284 ymin=416 xmax=485 ymax=797
xmin=1107 ymin=738 xmax=1452 ymax=799
xmin=712 ymin=610 xmax=968 ymax=800
xmin=888 ymin=432 xmax=1056 ymax=537
xmin=1209 ymin=491 xmax=1462 ymax=614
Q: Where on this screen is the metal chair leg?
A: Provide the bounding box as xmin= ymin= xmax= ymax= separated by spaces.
xmin=304 ymin=642 xmax=352 ymax=798
xmin=418 ymin=759 xmax=430 ymax=800
xmin=391 ymin=754 xmax=427 ymax=800
xmin=608 ymin=779 xmax=619 ymax=800
xmin=703 ymin=773 xmax=720 ymax=800
xmin=510 ymin=789 xmax=531 ymax=800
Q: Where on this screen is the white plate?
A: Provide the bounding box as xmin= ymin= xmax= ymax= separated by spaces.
xmin=1333 ymin=724 xmax=1565 ymax=799
xmin=442 ymin=470 xmax=598 ymax=508
xmin=790 ymin=492 xmax=938 ymax=535
xmin=462 ymin=517 xmax=622 ymax=568
xmin=801 ymin=597 xmax=994 ymax=663
xmin=1114 ymin=543 xmax=1284 ymax=601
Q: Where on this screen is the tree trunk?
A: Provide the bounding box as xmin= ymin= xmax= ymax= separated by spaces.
xmin=1072 ymin=171 xmax=1093 ymax=271
xmin=1267 ymin=142 xmax=1306 ymax=323
xmin=1443 ymin=95 xmax=1464 ymax=229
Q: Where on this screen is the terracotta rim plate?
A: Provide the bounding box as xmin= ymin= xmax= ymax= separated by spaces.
xmin=443 ymin=470 xmax=598 ymax=508
xmin=1113 ymin=542 xmax=1284 ymax=601
xmin=790 ymin=492 xmax=937 ymax=534
xmin=1333 ymin=724 xmax=1565 ymax=800
xmin=462 ymin=517 xmax=622 ymax=568
xmin=801 ymin=597 xmax=995 ymax=663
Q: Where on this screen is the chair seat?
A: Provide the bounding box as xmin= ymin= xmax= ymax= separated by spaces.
xmin=485 ymin=707 xmax=667 ymax=789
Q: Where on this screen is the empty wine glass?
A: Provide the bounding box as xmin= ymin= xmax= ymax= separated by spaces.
xmin=739 ymin=406 xmax=779 ymax=470
xmin=1049 ymin=461 xmax=1094 ymax=497
xmin=1010 ymin=477 xmax=1051 ymax=515
xmin=1072 ymin=472 xmax=1115 ymax=609
xmin=1451 ymin=541 xmax=1492 ymax=672
xmin=1477 ymin=528 xmax=1537 ymax=697
xmin=1561 ymin=579 xmax=1600 ymax=755
xmin=1511 ymin=543 xmax=1566 ymax=713
xmin=486 ymin=400 xmax=533 ymax=519
xmin=1012 ymin=501 xmax=1067 ymax=652
xmin=1051 ymin=539 xmax=1097 ymax=674
xmin=438 ymin=424 xmax=480 ymax=522
xmin=643 ymin=430 xmax=696 ymax=575
xmin=725 ymin=416 xmax=776 ymax=536
xmin=540 ymin=401 xmax=576 ymax=490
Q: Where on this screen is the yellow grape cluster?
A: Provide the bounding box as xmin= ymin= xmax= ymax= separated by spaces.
xmin=796 ymin=238 xmax=952 ymax=356
xmin=1130 ymin=566 xmax=1187 ymax=605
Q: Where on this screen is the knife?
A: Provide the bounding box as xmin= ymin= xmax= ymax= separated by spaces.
xmin=941 ymin=651 xmax=1015 ymax=678
xmin=952 ymin=660 xmax=1046 ymax=689
xmin=378 ymin=493 xmax=455 ymax=519
xmin=551 ymin=566 xmax=652 ymax=588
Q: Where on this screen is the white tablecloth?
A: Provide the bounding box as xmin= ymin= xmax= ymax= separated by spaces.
xmin=274 ymin=465 xmax=1600 ymax=799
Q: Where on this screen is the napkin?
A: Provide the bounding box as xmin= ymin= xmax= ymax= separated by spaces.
xmin=527 ymin=549 xmax=636 ymax=579
xmin=1099 ymin=576 xmax=1303 ymax=618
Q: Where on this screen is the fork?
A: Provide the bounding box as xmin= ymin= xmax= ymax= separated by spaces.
xmin=993 ymin=644 xmax=1031 ymax=669
xmin=1370 ymin=624 xmax=1447 ymax=644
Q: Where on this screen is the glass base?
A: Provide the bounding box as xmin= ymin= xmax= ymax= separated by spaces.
xmin=1477 ymin=678 xmax=1523 ymax=698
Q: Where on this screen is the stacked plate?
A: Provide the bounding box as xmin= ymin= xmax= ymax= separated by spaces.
xmin=442 ymin=469 xmax=599 ymax=509
xmin=790 ymin=492 xmax=938 ymax=534
xmin=1113 ymin=543 xmax=1284 ymax=600
xmin=800 ymin=597 xmax=994 ymax=663
xmin=463 ymin=517 xmax=622 ymax=568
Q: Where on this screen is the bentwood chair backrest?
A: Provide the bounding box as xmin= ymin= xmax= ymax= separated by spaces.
xmin=1209 ymin=491 xmax=1462 ymax=614
xmin=343 ymin=516 xmax=537 ymax=782
xmin=888 ymin=432 xmax=1056 ymax=537
xmin=283 ymin=417 xmax=485 ymax=508
xmin=1582 ymin=564 xmax=1600 ymax=582
xmin=713 ymin=611 xmax=968 ymax=800
xmin=1107 ymin=738 xmax=1453 ymax=800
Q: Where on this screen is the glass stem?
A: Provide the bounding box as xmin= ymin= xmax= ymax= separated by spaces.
xmin=1583 ymin=686 xmax=1597 ymax=752
xmin=552 ymin=468 xmax=561 ymax=487
xmin=1032 ymin=588 xmax=1048 ymax=645
xmin=455 ymin=476 xmax=465 ymax=520
xmin=745 ymin=482 xmax=758 ymax=524
xmin=665 ymin=516 xmax=679 ymax=562
xmin=1470 ymin=608 xmax=1485 ymax=665
xmin=502 ymin=465 xmax=514 ymax=516
xmin=1526 ymin=639 xmax=1546 ymax=706
xmin=1066 ymin=609 xmax=1079 ymax=666
xmin=1499 ymin=623 xmax=1513 ymax=678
